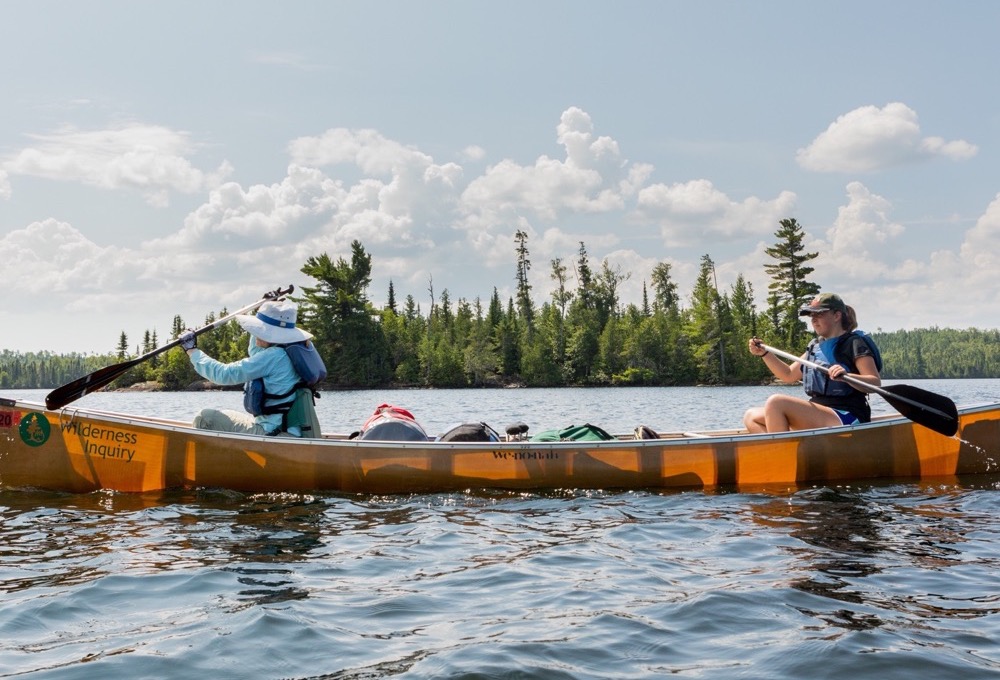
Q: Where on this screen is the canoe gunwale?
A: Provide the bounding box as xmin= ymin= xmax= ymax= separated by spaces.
xmin=4 ymin=398 xmax=999 ymax=448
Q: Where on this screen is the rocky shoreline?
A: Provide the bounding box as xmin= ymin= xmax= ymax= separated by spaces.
xmin=116 ymin=381 xmax=239 ymax=393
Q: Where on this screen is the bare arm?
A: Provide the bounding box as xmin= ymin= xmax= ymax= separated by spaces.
xmin=749 ymin=338 xmax=804 ymax=384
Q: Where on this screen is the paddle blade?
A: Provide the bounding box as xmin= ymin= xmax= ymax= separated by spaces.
xmin=43 ymin=287 xmax=290 ymax=411
xmin=881 ymin=384 xmax=959 ymax=437
xmin=45 ymin=359 xmax=140 ymax=410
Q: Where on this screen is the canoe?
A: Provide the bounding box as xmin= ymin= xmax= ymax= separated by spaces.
xmin=2 ymin=396 xmax=998 ymax=494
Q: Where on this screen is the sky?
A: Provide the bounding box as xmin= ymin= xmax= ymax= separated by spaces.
xmin=2 ymin=1 xmax=999 ymax=355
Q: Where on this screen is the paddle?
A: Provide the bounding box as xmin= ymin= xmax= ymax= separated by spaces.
xmin=44 ymin=285 xmax=294 ymax=410
xmin=756 ymin=341 xmax=959 ymax=437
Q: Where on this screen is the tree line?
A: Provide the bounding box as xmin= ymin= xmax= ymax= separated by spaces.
xmin=3 ymin=219 xmax=1000 ymax=390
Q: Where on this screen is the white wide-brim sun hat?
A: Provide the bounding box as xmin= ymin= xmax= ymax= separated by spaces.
xmin=235 ymin=300 xmax=314 ymax=344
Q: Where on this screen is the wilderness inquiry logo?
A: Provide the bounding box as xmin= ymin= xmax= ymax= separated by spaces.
xmin=19 ymin=412 xmax=51 ymax=447
xmin=59 ymin=420 xmax=138 ymax=462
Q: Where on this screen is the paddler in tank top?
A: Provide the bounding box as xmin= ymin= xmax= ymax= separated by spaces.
xmin=742 ymin=293 xmax=882 ymax=433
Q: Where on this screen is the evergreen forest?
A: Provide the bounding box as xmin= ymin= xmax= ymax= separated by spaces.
xmin=3 ymin=219 xmax=1000 ymax=391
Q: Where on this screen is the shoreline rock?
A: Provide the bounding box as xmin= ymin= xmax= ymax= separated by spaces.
xmin=115 ymin=380 xmax=240 ymax=393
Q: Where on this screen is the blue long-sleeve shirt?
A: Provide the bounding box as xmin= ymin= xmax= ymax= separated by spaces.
xmin=188 ymin=337 xmax=300 ymax=433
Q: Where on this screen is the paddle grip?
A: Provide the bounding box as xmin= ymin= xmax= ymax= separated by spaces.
xmin=265 ymin=285 xmax=294 ymax=300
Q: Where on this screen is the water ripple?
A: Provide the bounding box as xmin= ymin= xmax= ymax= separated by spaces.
xmin=2 ymin=481 xmax=1000 ymax=678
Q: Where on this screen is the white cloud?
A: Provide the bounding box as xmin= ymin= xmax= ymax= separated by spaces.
xmin=0 ymin=219 xmax=141 ymax=295
xmin=1 ymin=109 xmax=820 ymax=331
xmin=0 ymin=217 xmax=301 ymax=348
xmin=635 ymin=179 xmax=797 ymax=245
xmin=288 ymin=128 xmax=466 ymax=234
xmin=557 ymin=107 xmax=623 ymax=174
xmin=280 ymin=108 xmax=793 ymax=274
xmin=815 ymin=181 xmax=906 ymax=280
xmin=460 ymin=145 xmax=486 ymax=162
xmin=960 ymin=192 xmax=1000 ymax=272
xmin=1 ymin=124 xmax=232 ymax=206
xmin=460 ymin=107 xmax=641 ymax=227
xmin=797 ymin=102 xmax=978 ymax=172
xmin=0 ymin=168 xmax=10 ymax=199
xmin=126 ymin=109 xmax=669 ymax=323
xmin=163 ymin=165 xmax=344 ymax=250
xmin=796 ymin=188 xmax=1000 ymax=333
xmin=288 ymin=128 xmax=435 ymax=176
xmin=12 ymin=106 xmax=995 ymax=355
xmin=140 ymin=158 xmax=443 ymax=296
xmin=461 ymin=156 xmax=610 ymax=220
xmin=250 ymin=51 xmax=324 ymax=71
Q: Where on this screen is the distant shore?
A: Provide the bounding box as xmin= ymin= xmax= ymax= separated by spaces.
xmin=116 ymin=380 xmax=232 ymax=393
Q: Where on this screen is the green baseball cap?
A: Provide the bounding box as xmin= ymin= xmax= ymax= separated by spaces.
xmin=798 ymin=293 xmax=847 ymax=316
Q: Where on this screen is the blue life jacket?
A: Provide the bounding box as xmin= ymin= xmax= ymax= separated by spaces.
xmin=838 ymin=330 xmax=883 ymax=373
xmin=802 ymin=331 xmax=882 ymax=398
xmin=244 ymin=341 xmax=328 ymax=417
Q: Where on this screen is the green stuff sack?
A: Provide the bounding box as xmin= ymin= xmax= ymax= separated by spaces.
xmin=530 ymin=423 xmax=615 ymax=442
xmin=283 ymin=388 xmax=323 ymax=438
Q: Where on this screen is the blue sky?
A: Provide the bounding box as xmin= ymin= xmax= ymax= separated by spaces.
xmin=2 ymin=1 xmax=998 ymax=354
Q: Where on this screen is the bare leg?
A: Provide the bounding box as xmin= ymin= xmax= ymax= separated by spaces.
xmin=762 ymin=394 xmax=843 ymax=432
xmin=743 ymin=406 xmax=768 ymax=433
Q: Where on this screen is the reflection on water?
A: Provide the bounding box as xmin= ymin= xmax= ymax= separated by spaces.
xmin=750 ymin=481 xmax=1000 ymax=640
xmin=5 ymin=382 xmax=1000 ymax=676
xmin=755 ymin=487 xmax=891 ymax=631
xmin=2 ymin=483 xmax=1000 ymax=677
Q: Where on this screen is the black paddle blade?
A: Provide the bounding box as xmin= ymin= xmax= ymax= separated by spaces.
xmin=881 ymin=384 xmax=959 ymax=437
xmin=44 ymin=287 xmax=292 ymax=411
xmin=45 ymin=359 xmax=140 ymax=410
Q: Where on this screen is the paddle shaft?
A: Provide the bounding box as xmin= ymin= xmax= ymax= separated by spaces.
xmin=757 ymin=342 xmax=954 ymax=420
xmin=45 ymin=285 xmax=293 ymax=409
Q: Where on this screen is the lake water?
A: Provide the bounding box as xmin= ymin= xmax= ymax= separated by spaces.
xmin=2 ymin=382 xmax=1000 ymax=678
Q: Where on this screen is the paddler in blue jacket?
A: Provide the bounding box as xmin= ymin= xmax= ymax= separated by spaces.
xmin=743 ymin=293 xmax=882 ymax=433
xmin=179 ymin=299 xmax=313 ymax=435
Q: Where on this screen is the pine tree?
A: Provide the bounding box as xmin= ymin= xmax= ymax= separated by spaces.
xmin=574 ymin=241 xmax=595 ymax=311
xmin=594 ymin=259 xmax=628 ymax=331
xmin=116 ymin=331 xmax=129 ymax=360
xmin=650 ymin=261 xmax=679 ymax=312
xmin=549 ymin=258 xmax=573 ymax=369
xmin=729 ymin=274 xmax=770 ymax=381
xmin=514 ymin=230 xmax=534 ymax=331
xmin=298 ymin=240 xmax=391 ymax=386
xmin=499 ymin=297 xmax=520 ymax=378
xmin=487 ymin=287 xmax=503 ymax=331
xmin=564 ymin=242 xmax=600 ymax=383
xmin=550 ymin=258 xmax=573 ymax=317
xmin=387 ymin=280 xmax=397 ymax=315
xmin=763 ymin=218 xmax=820 ymax=349
xmin=686 ymin=255 xmax=730 ymax=384
xmin=464 ymin=296 xmax=499 ymax=386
